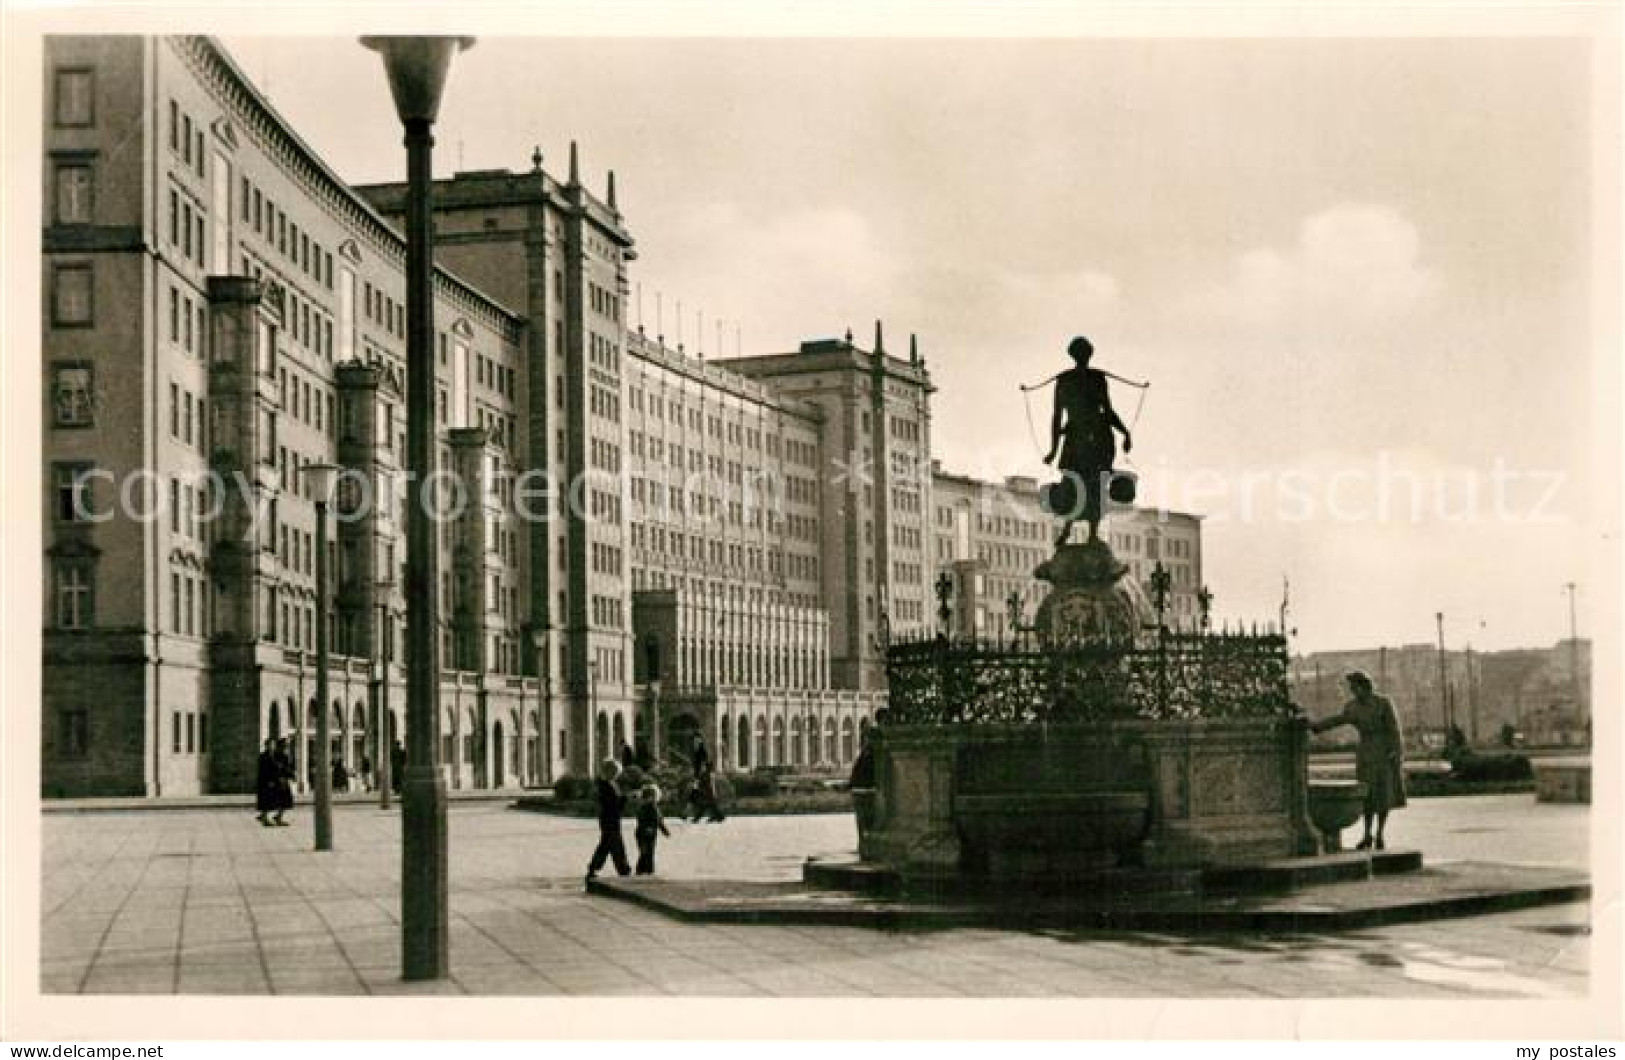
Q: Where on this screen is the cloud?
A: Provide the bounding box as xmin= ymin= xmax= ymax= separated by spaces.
xmin=1185 ymin=204 xmax=1438 ymax=331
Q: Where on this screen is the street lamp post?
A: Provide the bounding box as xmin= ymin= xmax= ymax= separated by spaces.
xmin=362 ymin=34 xmax=473 ymax=982
xmin=377 ymin=586 xmax=393 ymax=811
xmin=304 ymin=462 xmax=340 ymax=852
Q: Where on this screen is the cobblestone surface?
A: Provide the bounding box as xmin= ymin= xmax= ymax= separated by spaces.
xmin=38 ymin=794 xmax=1589 ymax=997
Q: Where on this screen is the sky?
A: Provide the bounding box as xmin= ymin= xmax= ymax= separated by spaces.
xmin=220 ymin=33 xmax=1611 ymax=654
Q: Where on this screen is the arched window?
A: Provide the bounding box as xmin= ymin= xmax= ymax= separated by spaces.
xmin=736 ymin=715 xmax=750 ymax=770
xmin=352 ymin=702 xmax=367 ymax=775
xmin=755 ymin=716 xmax=768 ymax=767
xmin=442 ymin=708 xmax=457 ymax=770
xmin=612 ymin=712 xmax=627 ymax=754
xmin=841 ymin=718 xmax=855 ymax=763
xmin=825 ymin=718 xmax=838 ymax=764
xmin=790 ymin=718 xmax=803 ymax=766
xmin=267 ymin=700 xmax=282 ymax=743
xmin=773 ymin=717 xmax=786 ymax=765
xmin=806 ymin=714 xmax=820 ymax=765
xmin=464 ymin=707 xmax=479 ymax=766
xmin=594 ymin=711 xmax=610 ymax=766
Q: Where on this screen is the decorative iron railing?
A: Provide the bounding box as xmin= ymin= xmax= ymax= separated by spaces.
xmin=883 ymin=629 xmax=1295 ymax=725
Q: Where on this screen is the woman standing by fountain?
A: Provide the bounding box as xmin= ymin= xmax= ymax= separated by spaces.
xmin=1311 ymin=671 xmax=1407 ymax=850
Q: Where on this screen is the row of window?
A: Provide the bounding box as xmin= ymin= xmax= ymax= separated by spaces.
xmin=590 ymin=594 xmax=625 ymax=630
xmin=167 ymin=184 xmax=208 ymax=270
xmin=168 ymin=381 xmax=208 ymax=452
xmin=243 ymin=173 xmax=336 ymax=291
xmin=589 ymin=540 xmax=623 ymax=577
xmin=588 ymin=384 xmax=621 ymax=423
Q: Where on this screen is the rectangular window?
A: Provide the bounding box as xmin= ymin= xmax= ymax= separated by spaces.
xmin=182 ymin=114 xmax=192 ymax=166
xmin=339 ymin=267 xmax=355 ymax=360
xmin=54 ymin=562 xmax=92 ymax=629
xmin=170 ymin=572 xmax=182 ymax=633
xmin=54 ymin=162 xmax=93 ymax=225
xmin=169 ymin=100 xmax=179 ymax=149
xmin=59 ymin=709 xmax=90 ymax=756
xmin=172 ymin=710 xmax=182 ymax=754
xmin=54 ymin=68 xmax=94 ymax=127
xmin=51 ymin=263 xmax=92 ymax=326
xmin=211 ymin=152 xmax=231 ymax=271
xmin=53 ymin=463 xmax=93 ymax=524
xmin=51 ymin=363 xmax=94 ymax=428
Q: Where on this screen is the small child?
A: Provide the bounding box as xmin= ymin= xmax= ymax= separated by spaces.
xmin=634 ymin=783 xmax=671 ymax=876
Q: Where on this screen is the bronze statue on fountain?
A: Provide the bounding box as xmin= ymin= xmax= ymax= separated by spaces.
xmin=1033 ymin=335 xmax=1147 ymax=645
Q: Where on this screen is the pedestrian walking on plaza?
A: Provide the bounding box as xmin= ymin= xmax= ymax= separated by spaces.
xmin=390 ymin=739 xmax=405 ymax=794
xmin=360 ymin=754 xmax=373 ymax=792
xmin=270 ymin=737 xmax=295 ymax=826
xmin=585 ymin=758 xmax=631 ymax=883
xmin=687 ymin=733 xmax=725 ymax=823
xmin=255 ymin=738 xmax=279 ymax=826
xmin=634 ymin=783 xmax=672 ymax=875
xmin=1310 ymin=670 xmax=1407 ymax=850
xmin=332 ymin=757 xmax=349 ymax=793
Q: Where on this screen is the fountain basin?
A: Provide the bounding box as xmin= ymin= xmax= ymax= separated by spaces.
xmin=1308 ymin=779 xmax=1367 ymax=851
xmin=956 ymin=791 xmax=1150 ymax=878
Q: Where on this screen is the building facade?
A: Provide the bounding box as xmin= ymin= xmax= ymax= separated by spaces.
xmin=41 ymin=36 xmax=549 ymax=797
xmin=929 ymin=464 xmax=1206 ymax=639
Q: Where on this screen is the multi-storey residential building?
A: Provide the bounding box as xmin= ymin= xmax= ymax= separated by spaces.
xmin=930 ymin=464 xmax=1206 ymax=639
xmin=355 ymin=171 xmax=893 ymax=773
xmin=718 ymin=328 xmax=938 ymax=691
xmin=42 ymin=36 xmax=545 ymax=796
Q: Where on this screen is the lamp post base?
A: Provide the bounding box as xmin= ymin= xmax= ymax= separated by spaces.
xmin=400 ymin=765 xmax=449 ymax=980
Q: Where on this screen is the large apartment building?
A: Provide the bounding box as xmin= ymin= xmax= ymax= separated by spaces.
xmin=40 ymin=36 xmax=1202 ymax=796
xmin=930 ymin=465 xmax=1206 ymax=639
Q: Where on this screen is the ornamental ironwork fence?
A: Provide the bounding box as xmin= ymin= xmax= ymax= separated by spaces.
xmin=883 ymin=629 xmax=1295 ymax=725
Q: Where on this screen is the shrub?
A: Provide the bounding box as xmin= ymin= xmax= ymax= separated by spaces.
xmin=1450 ymin=752 xmax=1533 ymax=783
xmin=726 ymin=771 xmax=780 ymax=798
xmin=552 ymin=774 xmax=594 ymax=802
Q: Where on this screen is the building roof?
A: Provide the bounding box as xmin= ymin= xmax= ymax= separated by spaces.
xmin=183 ymin=36 xmax=526 ymax=340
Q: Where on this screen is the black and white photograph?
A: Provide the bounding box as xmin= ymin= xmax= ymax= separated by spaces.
xmin=4 ymin=2 xmax=1621 ymax=1047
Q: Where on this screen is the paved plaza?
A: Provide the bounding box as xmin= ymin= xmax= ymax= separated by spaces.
xmin=37 ymin=795 xmax=1590 ymax=998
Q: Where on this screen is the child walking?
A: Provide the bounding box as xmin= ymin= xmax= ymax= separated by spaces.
xmin=634 ymin=783 xmax=672 ymax=875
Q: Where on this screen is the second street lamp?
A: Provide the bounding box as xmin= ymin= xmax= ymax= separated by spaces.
xmin=304 ymin=461 xmax=341 ymax=852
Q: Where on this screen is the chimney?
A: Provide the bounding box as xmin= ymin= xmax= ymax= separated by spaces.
xmin=873 ymin=319 xmax=885 ymax=354
xmin=910 ymin=333 xmax=919 ymax=365
xmin=607 ymin=169 xmax=618 ymax=212
xmin=568 ymin=140 xmax=580 ymax=185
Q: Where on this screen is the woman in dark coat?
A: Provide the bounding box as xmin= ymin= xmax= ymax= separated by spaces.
xmin=270 ymin=737 xmax=295 ymax=826
xmin=1311 ymin=671 xmax=1407 ymax=850
xmin=255 ymin=739 xmax=279 ymax=826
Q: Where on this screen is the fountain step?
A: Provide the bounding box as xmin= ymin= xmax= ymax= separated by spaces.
xmin=1202 ymin=849 xmax=1423 ymax=892
xmin=805 ymin=856 xmax=1202 ymax=898
xmin=592 ymin=860 xmax=1587 ymax=932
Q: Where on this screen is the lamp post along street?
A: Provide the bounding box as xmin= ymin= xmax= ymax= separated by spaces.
xmin=377 ymin=590 xmax=392 ymax=810
xmin=305 ymin=462 xmax=340 ymax=852
xmin=363 ymin=34 xmax=473 ymax=983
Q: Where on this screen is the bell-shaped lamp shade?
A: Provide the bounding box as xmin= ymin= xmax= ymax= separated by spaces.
xmin=361 ymin=36 xmax=475 ymax=125
xmin=304 ymin=462 xmax=341 ymax=507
